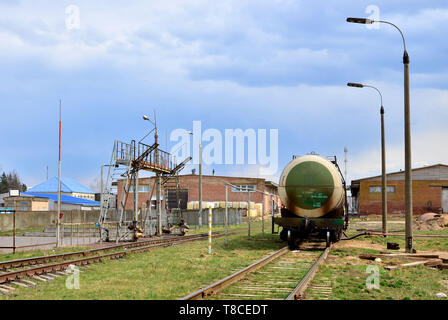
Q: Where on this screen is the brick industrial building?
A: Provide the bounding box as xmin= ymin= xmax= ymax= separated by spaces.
xmin=116 ymin=174 xmax=281 ymax=216
xmin=351 ymin=164 xmax=448 ymax=215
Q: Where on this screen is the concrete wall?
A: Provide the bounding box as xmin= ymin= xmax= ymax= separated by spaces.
xmin=0 ymin=210 xmax=105 ymax=232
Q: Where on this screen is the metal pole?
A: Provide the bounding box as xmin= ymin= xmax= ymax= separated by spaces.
xmin=271 ymin=195 xmax=274 ymax=234
xmin=247 ymin=191 xmax=251 ymax=238
xmin=71 ymin=210 xmax=73 ymax=246
xmin=208 ymin=206 xmax=212 ymax=254
xmin=154 ymin=121 xmax=163 ymax=236
xmin=57 ymin=99 xmax=62 ymax=248
xmin=198 ymin=143 xmax=202 ymax=228
xmin=100 ymin=165 xmax=104 ymax=239
xmin=404 ymin=51 xmax=413 ymax=252
xmin=156 ymin=174 xmax=162 ymax=235
xmin=381 ymin=106 xmax=387 ymax=234
xmin=262 ymin=193 xmax=265 ymax=236
xmin=225 ymin=183 xmax=228 ymax=246
xmin=13 ymin=210 xmax=16 ymax=254
xmin=134 ymin=171 xmax=139 ymax=239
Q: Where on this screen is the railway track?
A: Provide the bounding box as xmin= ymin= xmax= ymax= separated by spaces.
xmin=0 ymin=232 xmax=230 ymax=295
xmin=181 ymin=243 xmax=331 ymax=300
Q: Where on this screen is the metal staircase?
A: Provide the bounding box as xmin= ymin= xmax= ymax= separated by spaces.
xmin=98 ymin=138 xmax=191 ymax=242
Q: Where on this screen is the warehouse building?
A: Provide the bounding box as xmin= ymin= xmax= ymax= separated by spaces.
xmin=4 ymin=192 xmax=100 ymax=211
xmin=351 ymin=164 xmax=448 ymax=215
xmin=27 ymin=177 xmax=96 ymax=200
xmin=116 ymin=174 xmax=281 ymax=216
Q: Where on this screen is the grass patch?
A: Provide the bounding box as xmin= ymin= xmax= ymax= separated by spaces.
xmin=309 ymin=246 xmax=448 ymax=300
xmin=2 ymin=222 xmax=285 ymax=300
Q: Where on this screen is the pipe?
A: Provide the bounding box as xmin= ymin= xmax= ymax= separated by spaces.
xmin=340 ymin=232 xmax=370 ymax=241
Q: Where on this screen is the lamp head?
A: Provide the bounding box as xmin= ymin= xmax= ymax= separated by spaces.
xmin=346 ymin=17 xmax=374 ymax=24
xmin=347 ymin=82 xmax=364 ymax=88
xmin=142 ymin=115 xmax=150 ymax=121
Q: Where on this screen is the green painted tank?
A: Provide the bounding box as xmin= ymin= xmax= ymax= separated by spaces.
xmin=278 ymin=155 xmax=344 ymax=218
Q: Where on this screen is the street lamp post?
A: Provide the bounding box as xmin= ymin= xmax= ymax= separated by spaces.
xmin=346 ymin=17 xmax=413 ymax=253
xmin=199 ymin=142 xmax=202 ymax=228
xmin=143 ymin=114 xmax=162 ymax=236
xmin=347 ymin=82 xmax=387 ymax=234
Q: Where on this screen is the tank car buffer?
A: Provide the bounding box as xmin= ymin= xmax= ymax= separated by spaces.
xmin=274 ymin=154 xmax=349 ymax=249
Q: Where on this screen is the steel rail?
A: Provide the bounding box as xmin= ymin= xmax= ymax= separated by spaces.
xmin=0 ymin=233 xmax=212 ymax=271
xmin=0 ymin=232 xmax=233 ymax=285
xmin=286 ymin=246 xmax=331 ymax=300
xmin=181 ymin=246 xmax=289 ymax=300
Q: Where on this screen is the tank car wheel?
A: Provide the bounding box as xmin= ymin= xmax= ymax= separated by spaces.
xmin=326 ymin=231 xmax=331 ymax=248
xmin=287 ymin=230 xmax=296 ymax=249
xmin=280 ymin=228 xmax=288 ymax=241
xmin=331 ymin=229 xmax=342 ymax=243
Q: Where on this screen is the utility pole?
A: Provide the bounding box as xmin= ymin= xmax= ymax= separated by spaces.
xmin=346 ymin=16 xmax=413 ymax=252
xmin=225 ymin=183 xmax=228 ymax=246
xmin=271 ymin=195 xmax=275 ymax=234
xmin=155 ymin=123 xmax=162 ymax=236
xmin=56 ymin=99 xmax=62 ymax=248
xmin=403 ymin=50 xmax=413 ymax=252
xmin=198 ymin=142 xmax=202 ymax=228
xmin=134 ymin=169 xmax=139 ymax=238
xmin=344 ymin=147 xmax=348 ymax=182
xmin=247 ymin=190 xmax=251 ymax=238
xmin=381 ymin=106 xmax=387 ymax=234
xmin=347 ymin=82 xmax=387 ymax=234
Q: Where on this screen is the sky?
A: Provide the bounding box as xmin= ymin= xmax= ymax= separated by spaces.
xmin=0 ymin=0 xmax=447 ymax=191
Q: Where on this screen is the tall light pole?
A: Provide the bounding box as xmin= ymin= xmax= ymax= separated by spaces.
xmin=346 ymin=17 xmax=413 ymax=252
xmin=347 ymin=82 xmax=387 ymax=234
xmin=143 ymin=114 xmax=161 ymax=236
xmin=186 ymin=131 xmax=202 ymax=228
xmin=198 ymin=142 xmax=202 ymax=228
xmin=56 ymin=100 xmax=62 ymax=248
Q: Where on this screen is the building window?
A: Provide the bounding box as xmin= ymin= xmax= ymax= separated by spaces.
xmin=129 ymin=185 xmax=150 ymax=193
xmin=232 ymin=185 xmax=256 ymax=192
xmin=369 ymin=186 xmax=395 ymax=193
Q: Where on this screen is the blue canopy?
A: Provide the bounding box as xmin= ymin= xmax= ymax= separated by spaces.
xmin=27 ymin=177 xmax=95 ymax=194
xmin=22 ymin=192 xmax=100 ymax=206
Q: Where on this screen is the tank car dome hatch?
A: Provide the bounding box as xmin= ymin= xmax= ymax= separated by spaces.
xmin=278 ymin=155 xmax=344 ymax=218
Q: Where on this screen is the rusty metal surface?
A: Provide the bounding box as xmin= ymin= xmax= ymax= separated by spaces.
xmin=286 ymin=246 xmax=331 ymax=300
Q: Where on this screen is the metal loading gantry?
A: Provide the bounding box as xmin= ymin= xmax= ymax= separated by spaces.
xmin=99 ymin=129 xmax=191 ymax=242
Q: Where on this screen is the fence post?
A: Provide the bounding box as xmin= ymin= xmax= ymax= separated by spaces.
xmin=225 ymin=184 xmax=228 ymax=247
xmin=271 ymin=195 xmax=275 ymax=234
xmin=208 ymin=206 xmax=212 ymax=255
xmin=247 ymin=191 xmax=251 ymax=238
xmin=13 ymin=210 xmax=16 ymax=254
xmin=262 ymin=193 xmax=264 ymax=237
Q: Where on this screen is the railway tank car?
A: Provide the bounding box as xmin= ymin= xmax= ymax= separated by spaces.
xmin=274 ymin=154 xmax=348 ymax=249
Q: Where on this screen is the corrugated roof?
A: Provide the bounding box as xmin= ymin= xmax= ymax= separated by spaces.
xmin=27 ymin=177 xmax=95 ymax=194
xmin=351 ymin=163 xmax=448 ymax=183
xmin=22 ymin=192 xmax=100 ymax=206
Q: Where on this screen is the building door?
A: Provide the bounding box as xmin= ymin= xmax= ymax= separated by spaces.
xmin=442 ymin=188 xmax=448 ymax=214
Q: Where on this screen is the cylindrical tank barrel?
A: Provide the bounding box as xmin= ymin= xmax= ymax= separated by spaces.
xmin=278 ymin=155 xmax=344 ymax=218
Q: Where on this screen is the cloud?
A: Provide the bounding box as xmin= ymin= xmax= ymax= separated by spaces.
xmin=0 ymin=0 xmax=447 ymax=190
xmin=349 ymin=128 xmax=448 ymax=182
